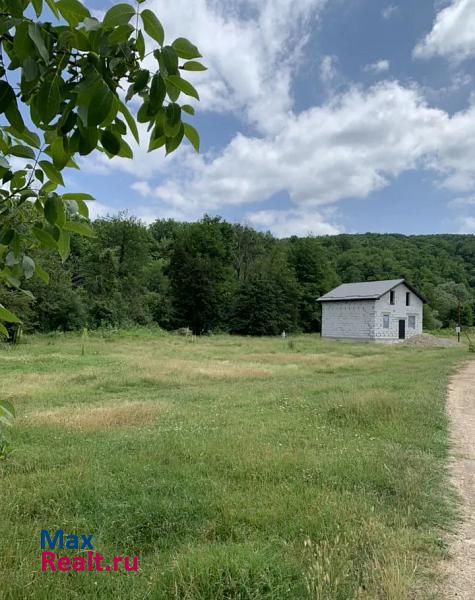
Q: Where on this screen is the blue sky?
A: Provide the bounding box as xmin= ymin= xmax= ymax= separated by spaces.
xmin=76 ymin=0 xmax=475 ymax=237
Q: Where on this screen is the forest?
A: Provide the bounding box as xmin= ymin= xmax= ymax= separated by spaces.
xmin=2 ymin=213 xmax=475 ymax=336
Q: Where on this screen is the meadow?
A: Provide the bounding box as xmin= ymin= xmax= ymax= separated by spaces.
xmin=0 ymin=331 xmax=467 ymax=599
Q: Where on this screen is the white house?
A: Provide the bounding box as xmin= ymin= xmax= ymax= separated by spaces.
xmin=318 ymin=279 xmax=425 ymax=342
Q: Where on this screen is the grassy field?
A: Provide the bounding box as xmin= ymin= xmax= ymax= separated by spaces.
xmin=0 ymin=331 xmax=468 ymax=599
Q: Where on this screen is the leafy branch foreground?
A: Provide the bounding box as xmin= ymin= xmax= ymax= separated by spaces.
xmin=0 ymin=0 xmax=204 ymax=451
xmin=0 ymin=0 xmax=204 ymax=336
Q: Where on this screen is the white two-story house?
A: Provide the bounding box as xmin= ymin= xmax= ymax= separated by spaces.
xmin=318 ymin=279 xmax=425 ymax=342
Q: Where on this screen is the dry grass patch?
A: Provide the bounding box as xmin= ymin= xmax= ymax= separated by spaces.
xmin=0 ymin=371 xmax=69 ymax=403
xmin=27 ymin=400 xmax=168 ymax=430
xmin=239 ymin=353 xmax=385 ymax=370
xmin=124 ymin=355 xmax=273 ymax=380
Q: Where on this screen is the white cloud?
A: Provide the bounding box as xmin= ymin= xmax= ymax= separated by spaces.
xmin=458 ymin=216 xmax=475 ymax=232
xmin=364 ymin=59 xmax=390 ymax=74
xmin=382 ymin=5 xmax=398 ymax=20
xmin=131 ymin=181 xmax=153 ymax=197
xmin=142 ymin=0 xmax=327 ymax=134
xmin=147 ymin=82 xmax=452 ymax=212
xmin=86 ymin=80 xmax=475 ymax=236
xmin=245 ymin=209 xmax=341 ymax=237
xmin=320 ymin=55 xmax=338 ymax=82
xmin=428 ymin=103 xmax=475 ymax=192
xmin=88 ymin=201 xmax=114 ymax=220
xmin=449 ymin=195 xmax=475 ymax=208
xmin=414 ymin=0 xmax=475 ymax=61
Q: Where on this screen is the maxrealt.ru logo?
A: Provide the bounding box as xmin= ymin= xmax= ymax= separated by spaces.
xmin=40 ymin=530 xmax=138 ymax=573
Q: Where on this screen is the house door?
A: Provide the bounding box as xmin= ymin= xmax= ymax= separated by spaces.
xmin=398 ymin=319 xmax=406 ymax=340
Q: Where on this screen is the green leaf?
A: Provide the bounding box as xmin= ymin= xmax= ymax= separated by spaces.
xmin=165 ymin=103 xmax=181 ymax=137
xmin=6 ymin=126 xmax=40 ymax=148
xmin=181 ymin=61 xmax=207 ymax=72
xmin=9 ymin=145 xmax=36 ymax=160
xmin=35 ymin=262 xmax=49 ymax=284
xmin=182 ymin=104 xmax=195 ymax=116
xmin=167 ymin=75 xmax=200 ymax=100
xmin=101 ymin=129 xmax=121 ymax=155
xmin=0 ymin=156 xmax=9 ymax=169
xmin=39 ymin=160 xmax=64 ymax=186
xmin=0 ymin=322 xmax=8 ymax=337
xmin=172 ymin=38 xmax=201 ymax=60
xmin=4 ymin=0 xmax=23 ymax=17
xmin=28 ymin=23 xmax=49 ymax=62
xmin=56 ymin=0 xmax=90 ymax=27
xmin=118 ymin=101 xmax=139 ymax=144
xmin=5 ymin=101 xmax=25 ymax=132
xmin=57 ymin=230 xmax=71 ymax=260
xmin=103 ymin=3 xmax=135 ymax=28
xmin=0 ymin=81 xmax=15 ymax=113
xmin=136 ymin=30 xmax=145 ymax=59
xmin=108 ymin=23 xmax=134 ymax=46
xmin=13 ymin=23 xmax=34 ymax=61
xmin=183 ymin=123 xmax=200 ymax=152
xmin=117 ymin=138 xmax=133 ymax=158
xmin=87 ymin=83 xmax=113 ymax=127
xmin=148 ymin=133 xmax=165 ymax=152
xmin=32 ymin=226 xmax=58 ymax=250
xmin=166 ymin=124 xmax=184 ymax=156
xmin=22 ymin=56 xmax=39 ymax=82
xmin=62 ymin=192 xmax=95 ymax=201
xmin=37 ymin=78 xmax=60 ymax=124
xmin=63 ymin=221 xmax=96 ymax=237
xmin=132 ymin=69 xmax=150 ymax=93
xmin=0 ymin=304 xmax=21 ymax=323
xmin=149 ymin=74 xmax=166 ymax=114
xmin=165 ymin=78 xmax=180 ymax=103
xmin=50 ymin=137 xmax=69 ymax=170
xmin=161 ymin=46 xmax=178 ymax=73
xmin=75 ymin=199 xmax=89 ymax=218
xmin=32 ymin=0 xmax=43 ymax=17
xmin=77 ymin=127 xmax=99 ymax=156
xmin=44 ymin=196 xmax=59 ymax=225
xmin=140 ymin=9 xmax=164 ymax=46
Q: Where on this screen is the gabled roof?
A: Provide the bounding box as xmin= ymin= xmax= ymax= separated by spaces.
xmin=317 ymin=279 xmax=426 ymax=303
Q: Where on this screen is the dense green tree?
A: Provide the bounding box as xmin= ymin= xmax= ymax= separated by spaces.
xmin=76 ymin=215 xmax=154 ymax=326
xmin=231 ymin=246 xmax=300 ymax=336
xmin=26 ymin=252 xmax=86 ymax=331
xmin=287 ymin=237 xmax=339 ymax=332
xmin=167 ymin=217 xmax=235 ymax=334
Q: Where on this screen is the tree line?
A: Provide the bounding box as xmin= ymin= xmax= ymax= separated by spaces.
xmin=1 ymin=214 xmax=474 ymax=336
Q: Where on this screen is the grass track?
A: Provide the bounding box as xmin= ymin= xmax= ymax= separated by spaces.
xmin=0 ymin=331 xmax=467 ymax=599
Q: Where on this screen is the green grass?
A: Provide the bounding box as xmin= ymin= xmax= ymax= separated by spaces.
xmin=0 ymin=332 xmax=467 ymax=599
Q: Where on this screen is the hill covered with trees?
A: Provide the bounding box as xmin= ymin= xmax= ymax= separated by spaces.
xmin=2 ymin=215 xmax=474 ymax=335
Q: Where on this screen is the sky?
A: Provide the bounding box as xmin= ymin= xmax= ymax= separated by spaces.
xmin=74 ymin=0 xmax=475 ymax=237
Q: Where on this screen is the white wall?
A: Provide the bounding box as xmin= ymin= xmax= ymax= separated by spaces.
xmin=374 ymin=283 xmax=423 ymax=341
xmin=321 ymin=300 xmax=376 ymax=340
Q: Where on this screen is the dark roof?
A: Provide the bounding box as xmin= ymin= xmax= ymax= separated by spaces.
xmin=317 ymin=279 xmax=426 ymax=303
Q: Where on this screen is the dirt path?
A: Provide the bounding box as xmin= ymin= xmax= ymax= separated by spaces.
xmin=442 ymin=360 xmax=475 ymax=598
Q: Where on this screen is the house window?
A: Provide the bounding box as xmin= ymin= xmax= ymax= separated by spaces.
xmin=390 ymin=291 xmax=395 ymax=305
xmin=408 ymin=315 xmax=416 ymax=329
xmin=383 ymin=314 xmax=390 ymax=329
xmin=406 ymin=292 xmax=410 ymax=306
